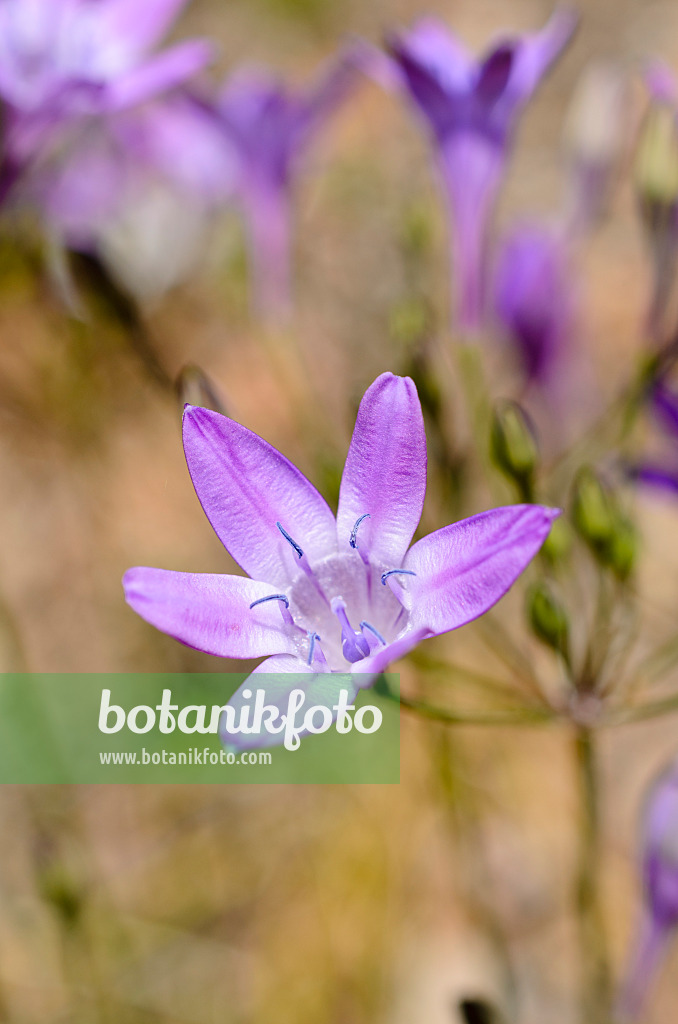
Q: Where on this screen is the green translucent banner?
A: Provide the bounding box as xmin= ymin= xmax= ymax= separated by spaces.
xmin=0 ymin=673 xmax=400 ymax=783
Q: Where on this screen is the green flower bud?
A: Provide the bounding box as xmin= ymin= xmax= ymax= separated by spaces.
xmin=527 ymin=581 xmax=570 ymax=660
xmin=635 ymin=103 xmax=678 ymax=216
xmin=541 ymin=515 xmax=573 ymax=565
xmin=490 ymin=401 xmax=539 ymax=495
xmin=608 ymin=514 xmax=637 ymax=581
xmin=572 ymin=467 xmax=615 ymax=551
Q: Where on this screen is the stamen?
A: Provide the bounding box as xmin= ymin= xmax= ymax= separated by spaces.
xmin=249 ymin=593 xmax=289 ymax=609
xmin=360 ymin=621 xmax=386 ymax=645
xmin=381 ymin=569 xmax=417 ymax=585
xmin=331 ymin=597 xmax=371 ymax=664
xmin=307 ymin=632 xmax=321 ymax=666
xmin=276 ymin=521 xmax=303 ymax=559
xmin=350 ymin=513 xmax=371 ymax=549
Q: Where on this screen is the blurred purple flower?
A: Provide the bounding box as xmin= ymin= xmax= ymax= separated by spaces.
xmin=493 ymin=221 xmax=575 ymax=384
xmin=0 ymin=0 xmax=213 ymax=199
xmin=385 ymin=8 xmax=576 ymax=332
xmin=214 ymin=52 xmax=359 ymax=317
xmin=619 ymin=761 xmax=678 ymax=1020
xmin=124 ymin=372 xmax=558 ymax=748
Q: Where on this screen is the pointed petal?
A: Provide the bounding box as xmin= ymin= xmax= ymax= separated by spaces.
xmin=105 ymin=40 xmax=214 ymax=110
xmin=123 ymin=567 xmax=299 ymax=659
xmin=222 ymin=656 xmax=359 ymax=751
xmin=404 ymin=505 xmax=559 ymax=636
xmin=391 ymin=18 xmax=473 ymax=94
xmin=351 ymin=626 xmax=430 ymax=681
xmin=183 ymin=406 xmax=337 ymax=587
xmin=475 ymin=44 xmax=515 ymax=104
xmin=337 ymin=373 xmax=426 ymax=566
xmin=505 ymin=7 xmax=577 ymax=107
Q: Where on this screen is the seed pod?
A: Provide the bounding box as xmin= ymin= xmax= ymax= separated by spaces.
xmin=490 ymin=400 xmax=539 ymax=496
xmin=527 ymin=581 xmax=570 ymax=660
xmin=572 ymin=467 xmax=615 ymax=553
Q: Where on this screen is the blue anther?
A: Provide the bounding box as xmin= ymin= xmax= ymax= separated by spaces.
xmin=276 ymin=521 xmax=304 ymax=559
xmin=350 ymin=513 xmax=371 ymax=549
xmin=360 ymin=621 xmax=386 ymax=644
xmin=249 ymin=593 xmax=289 ymax=610
xmin=307 ymin=632 xmax=321 ymax=666
xmin=381 ymin=569 xmax=417 ymax=586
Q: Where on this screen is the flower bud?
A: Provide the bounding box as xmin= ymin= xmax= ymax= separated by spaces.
xmin=526 ymin=581 xmax=570 ymax=660
xmin=635 ymin=103 xmax=678 ymax=219
xmin=490 ymin=400 xmax=539 ymax=495
xmin=176 ymin=365 xmax=227 ymax=416
xmin=608 ymin=515 xmax=637 ymax=581
xmin=540 ymin=515 xmax=572 ymax=565
xmin=572 ymin=467 xmax=615 ymax=552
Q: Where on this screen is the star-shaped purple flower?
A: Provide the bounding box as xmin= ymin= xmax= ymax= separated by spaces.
xmin=214 ymin=52 xmax=358 ymax=316
xmin=0 ymin=0 xmax=213 ymax=198
xmin=632 ymin=381 xmax=678 ymax=495
xmin=124 ymin=373 xmax=559 ymax=746
xmin=384 ymin=9 xmax=576 ymax=331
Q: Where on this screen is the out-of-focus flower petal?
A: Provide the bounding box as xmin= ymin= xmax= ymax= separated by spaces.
xmin=222 ymin=656 xmax=358 ymax=751
xmin=632 ymin=464 xmax=678 ymax=494
xmin=182 ymin=405 xmax=338 ymax=588
xmin=390 ymin=17 xmax=473 ymax=94
xmin=652 ymin=382 xmax=678 ymax=439
xmin=98 ymin=0 xmax=192 ymax=57
xmin=116 ymin=96 xmax=237 ymax=202
xmin=337 ymin=373 xmax=426 ymax=566
xmin=505 ymin=7 xmax=577 ymax=108
xmin=105 ymin=39 xmax=214 ymax=110
xmin=646 ymin=60 xmax=678 ymax=105
xmin=494 ymin=221 xmax=574 ymax=382
xmin=404 ymin=505 xmax=559 ymax=636
xmin=439 ymin=132 xmax=504 ymax=328
xmin=123 ymin=567 xmax=299 ymax=658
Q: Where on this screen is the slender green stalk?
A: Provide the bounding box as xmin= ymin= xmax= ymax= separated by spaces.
xmin=574 ymin=726 xmax=612 ymax=1024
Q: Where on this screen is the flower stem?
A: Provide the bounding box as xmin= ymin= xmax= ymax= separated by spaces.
xmin=574 ymin=725 xmax=612 ymax=1024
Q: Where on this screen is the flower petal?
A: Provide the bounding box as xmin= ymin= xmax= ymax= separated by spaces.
xmin=337 ymin=373 xmax=426 ymax=566
xmin=351 ymin=626 xmax=430 ymax=682
xmin=505 ymin=8 xmax=577 ymax=108
xmin=183 ymin=406 xmax=338 ymax=587
xmin=123 ymin=567 xmax=299 ymax=658
xmin=222 ymin=655 xmax=359 ymax=751
xmin=101 ymin=0 xmax=191 ymax=56
xmin=404 ymin=505 xmax=559 ymax=635
xmin=105 ymin=40 xmax=214 ymax=110
xmin=390 ymin=18 xmax=473 ymax=95
xmin=632 ymin=464 xmax=678 ymax=495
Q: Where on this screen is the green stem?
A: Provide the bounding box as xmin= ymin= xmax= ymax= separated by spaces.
xmin=396 ymin=690 xmax=554 ymax=727
xmin=574 ymin=726 xmax=612 ymax=1024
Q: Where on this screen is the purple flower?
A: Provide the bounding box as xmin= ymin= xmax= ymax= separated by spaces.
xmin=123 ymin=372 xmax=559 ymax=748
xmin=385 ymin=9 xmax=576 ymax=332
xmin=0 ymin=0 xmax=213 ymax=198
xmin=619 ymin=761 xmax=678 ymax=1019
xmin=213 ymin=52 xmax=359 ymax=317
xmin=493 ymin=221 xmax=575 ymax=384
